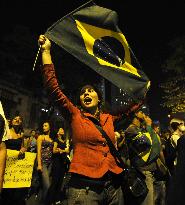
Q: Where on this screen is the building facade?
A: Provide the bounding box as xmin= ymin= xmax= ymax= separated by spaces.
xmin=0 ymin=76 xmax=48 ymax=131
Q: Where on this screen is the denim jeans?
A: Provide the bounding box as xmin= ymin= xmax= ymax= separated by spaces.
xmin=140 ymin=171 xmax=166 ymax=205
xmin=153 ymin=180 xmax=166 ymax=205
xmin=62 ymin=173 xmax=124 ymax=205
xmin=38 ymin=163 xmax=52 ymax=204
xmin=140 ymin=171 xmax=154 ymax=205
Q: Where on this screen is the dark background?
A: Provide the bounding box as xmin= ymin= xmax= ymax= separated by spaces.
xmin=1 ymin=0 xmax=185 ymax=124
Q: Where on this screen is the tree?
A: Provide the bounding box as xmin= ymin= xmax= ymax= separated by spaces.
xmin=160 ymin=36 xmax=185 ymax=113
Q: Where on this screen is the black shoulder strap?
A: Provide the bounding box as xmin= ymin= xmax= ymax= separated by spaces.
xmin=86 ymin=116 xmax=125 ymax=169
xmin=95 ymin=124 xmax=125 ymax=167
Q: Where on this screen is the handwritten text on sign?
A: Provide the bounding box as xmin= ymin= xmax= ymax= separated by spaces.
xmin=3 ymin=149 xmax=36 ymax=188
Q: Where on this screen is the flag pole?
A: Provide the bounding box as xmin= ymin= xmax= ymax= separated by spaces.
xmin=32 ymin=45 xmax=41 ymax=71
xmin=128 ymin=46 xmax=143 ymax=70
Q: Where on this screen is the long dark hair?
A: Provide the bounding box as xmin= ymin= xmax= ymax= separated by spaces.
xmin=9 ymin=116 xmax=24 ymax=134
xmin=39 ymin=120 xmax=56 ymax=140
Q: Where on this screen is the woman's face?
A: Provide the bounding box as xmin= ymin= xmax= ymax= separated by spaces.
xmin=164 ymin=132 xmax=170 ymax=139
xmin=12 ymin=116 xmax=22 ymax=126
xmin=43 ymin=122 xmax=50 ymax=133
xmin=57 ymin=128 xmax=64 ymax=136
xmin=31 ymin=130 xmax=36 ymax=137
xmin=80 ymin=87 xmax=99 ymax=110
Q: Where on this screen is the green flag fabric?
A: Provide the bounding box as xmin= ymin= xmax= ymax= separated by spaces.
xmin=45 ymin=2 xmax=150 ymax=101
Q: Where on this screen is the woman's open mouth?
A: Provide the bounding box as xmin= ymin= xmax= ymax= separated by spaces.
xmin=84 ymin=97 xmax=92 ymax=105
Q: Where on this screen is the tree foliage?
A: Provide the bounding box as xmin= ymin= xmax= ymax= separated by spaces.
xmin=160 ymin=36 xmax=185 ymax=113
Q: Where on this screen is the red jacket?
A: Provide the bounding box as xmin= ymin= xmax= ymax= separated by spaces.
xmin=42 ymin=64 xmax=123 ymax=178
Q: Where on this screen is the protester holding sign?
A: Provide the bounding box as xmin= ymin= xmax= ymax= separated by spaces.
xmin=2 ymin=115 xmax=28 ymax=205
xmin=5 ymin=115 xmax=28 ymax=155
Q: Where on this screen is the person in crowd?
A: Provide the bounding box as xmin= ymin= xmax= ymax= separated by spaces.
xmin=160 ymin=129 xmax=175 ymax=176
xmin=37 ymin=34 xmax=142 ymax=205
xmin=160 ymin=129 xmax=171 ymax=151
xmin=28 ymin=129 xmax=37 ymax=153
xmin=37 ymin=121 xmax=54 ymax=205
xmin=166 ymin=124 xmax=185 ymax=205
xmin=169 ymin=118 xmax=185 ymax=171
xmin=170 ymin=119 xmax=185 ymax=148
xmin=165 ymin=117 xmax=185 ymax=205
xmin=49 ymin=127 xmax=70 ymax=205
xmin=152 ymin=121 xmax=167 ymax=205
xmin=2 ymin=115 xmax=28 ymax=205
xmin=124 ymin=110 xmax=165 ymax=205
xmin=5 ymin=115 xmax=28 ymax=154
xmin=25 ymin=129 xmax=40 ymax=201
xmin=0 ymin=114 xmax=7 ymax=202
xmin=152 ymin=121 xmax=161 ymax=135
xmin=115 ymin=130 xmax=130 ymax=166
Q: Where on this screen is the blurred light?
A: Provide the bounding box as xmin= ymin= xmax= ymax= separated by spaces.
xmin=41 ymin=108 xmax=48 ymax=112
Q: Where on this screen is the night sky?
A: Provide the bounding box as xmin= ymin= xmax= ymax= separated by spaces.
xmin=1 ymin=0 xmax=185 ymax=124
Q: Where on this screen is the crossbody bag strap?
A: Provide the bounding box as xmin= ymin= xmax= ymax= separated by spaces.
xmin=91 ymin=122 xmax=126 ymax=169
xmin=85 ymin=115 xmax=127 ymax=169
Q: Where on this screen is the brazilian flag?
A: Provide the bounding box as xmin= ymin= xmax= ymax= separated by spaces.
xmin=45 ymin=1 xmax=150 ymax=101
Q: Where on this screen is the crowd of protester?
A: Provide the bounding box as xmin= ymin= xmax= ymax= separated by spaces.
xmin=0 ymin=33 xmax=184 ymax=205
xmin=0 ymin=107 xmax=184 ymax=205
xmin=0 ymin=115 xmax=71 ymax=205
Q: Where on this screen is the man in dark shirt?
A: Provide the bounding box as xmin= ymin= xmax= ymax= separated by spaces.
xmin=125 ymin=110 xmax=164 ymax=205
